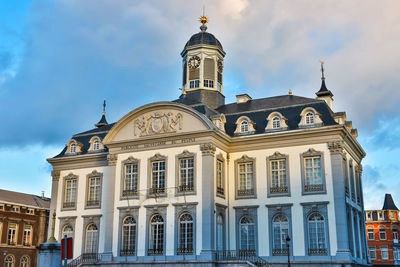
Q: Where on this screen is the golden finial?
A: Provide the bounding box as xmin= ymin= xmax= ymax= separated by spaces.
xmin=289 ymin=89 xmax=292 ymax=95
xmin=199 ymin=6 xmax=208 ymax=32
xmin=46 ymin=212 xmax=57 ymax=243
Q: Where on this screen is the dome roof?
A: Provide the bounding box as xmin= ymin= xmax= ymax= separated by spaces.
xmin=183 ymin=30 xmax=224 ymax=51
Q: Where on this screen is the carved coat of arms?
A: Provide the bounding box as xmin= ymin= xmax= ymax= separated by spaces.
xmin=134 ymin=112 xmax=182 ymax=136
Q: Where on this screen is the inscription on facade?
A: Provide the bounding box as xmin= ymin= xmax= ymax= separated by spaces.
xmin=121 ymin=138 xmax=196 ymax=151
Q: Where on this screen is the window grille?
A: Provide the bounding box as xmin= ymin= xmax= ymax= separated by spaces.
xmin=305 ymin=112 xmax=315 ymax=124
xmin=178 ymin=158 xmax=194 ymax=192
xmin=308 ymin=213 xmax=327 ymax=255
xmin=272 ymin=116 xmax=281 ymax=128
xmin=272 ymin=214 xmax=289 ymax=255
xmin=87 ymin=177 xmax=101 ymax=206
xmin=217 ymin=214 xmax=224 ymax=251
xmin=149 ymin=214 xmax=164 ymax=255
xmin=238 ymin=162 xmax=254 ymax=195
xmin=64 ymin=178 xmax=77 ymax=208
xmin=62 ymin=224 xmax=74 ymax=238
xmin=123 ymin=163 xmax=138 ymax=196
xmin=304 ymin=156 xmax=323 ymax=192
xmin=178 ymin=213 xmax=193 ymax=254
xmin=151 ymin=161 xmax=166 ymax=194
xmin=85 ymin=223 xmax=98 ymax=253
xmin=270 ymin=159 xmax=287 ymax=193
xmin=239 ymin=216 xmax=255 ymax=253
xmin=20 ymin=256 xmax=29 ymax=267
xmin=240 ymin=120 xmax=249 ymax=133
xmin=216 ymin=160 xmax=224 ymax=195
xmin=121 ymin=216 xmax=136 ymax=255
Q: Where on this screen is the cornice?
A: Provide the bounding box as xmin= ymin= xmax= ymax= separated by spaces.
xmin=47 ymin=153 xmax=108 ymax=170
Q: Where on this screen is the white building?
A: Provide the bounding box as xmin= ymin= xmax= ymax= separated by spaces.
xmin=48 ymin=17 xmax=368 ymax=266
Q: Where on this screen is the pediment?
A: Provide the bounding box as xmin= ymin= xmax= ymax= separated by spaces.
xmin=103 ymin=102 xmax=216 ymax=143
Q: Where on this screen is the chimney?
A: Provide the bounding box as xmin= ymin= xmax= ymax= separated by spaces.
xmin=236 ymin=94 xmax=252 ymax=103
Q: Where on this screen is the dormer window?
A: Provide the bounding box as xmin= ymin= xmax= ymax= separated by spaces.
xmin=94 ymin=140 xmax=100 ymax=150
xmin=305 ymin=112 xmax=315 ymax=124
xmin=70 ymin=143 xmax=76 ymax=153
xmin=272 ymin=116 xmax=281 ymax=128
xmin=241 ymin=120 xmax=249 ymax=133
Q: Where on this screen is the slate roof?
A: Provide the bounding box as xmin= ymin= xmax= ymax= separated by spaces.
xmin=0 ymin=189 xmax=50 ymax=209
xmin=183 ymin=31 xmax=224 ymax=52
xmin=382 ymin=193 xmax=399 ymax=210
xmin=54 ymin=94 xmax=338 ymax=158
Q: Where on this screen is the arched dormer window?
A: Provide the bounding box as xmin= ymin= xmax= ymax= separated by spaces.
xmin=299 ymin=107 xmax=323 ymax=128
xmin=265 ymin=112 xmax=288 ymax=132
xmin=305 ymin=112 xmax=315 ymax=124
xmin=241 ymin=120 xmax=249 ymax=132
xmin=234 ymin=116 xmax=256 ymax=135
xmin=66 ymin=139 xmax=82 ymax=154
xmin=89 ymin=136 xmax=104 ymax=152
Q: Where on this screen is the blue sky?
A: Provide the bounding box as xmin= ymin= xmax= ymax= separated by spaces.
xmin=0 ymin=0 xmax=399 ymax=209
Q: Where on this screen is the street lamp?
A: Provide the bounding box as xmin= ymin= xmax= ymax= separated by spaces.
xmin=3 ymin=250 xmax=8 ymax=267
xmin=286 ymin=236 xmax=291 ymax=267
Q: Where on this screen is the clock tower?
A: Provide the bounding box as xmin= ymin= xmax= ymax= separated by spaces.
xmin=179 ymin=15 xmax=226 ymax=109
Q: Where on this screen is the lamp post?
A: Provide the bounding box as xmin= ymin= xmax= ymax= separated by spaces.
xmin=3 ymin=250 xmax=7 ymax=267
xmin=286 ymin=236 xmax=291 ymax=267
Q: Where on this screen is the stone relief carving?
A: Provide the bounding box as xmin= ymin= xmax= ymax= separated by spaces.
xmin=134 ymin=112 xmax=182 ymax=136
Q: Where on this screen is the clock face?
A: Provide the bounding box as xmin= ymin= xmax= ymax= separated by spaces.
xmin=218 ymin=60 xmax=223 ymax=72
xmin=188 ymin=56 xmax=201 ymax=69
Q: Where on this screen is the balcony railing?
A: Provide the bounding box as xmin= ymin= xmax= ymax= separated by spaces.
xmin=177 ymin=185 xmax=194 ymax=192
xmin=217 ymin=187 xmax=225 ymax=196
xmin=120 ymin=249 xmax=135 ymax=256
xmin=8 ymin=241 xmax=16 ymax=246
xmin=122 ymin=189 xmax=137 ymax=197
xmin=177 ymin=248 xmax=193 ymax=255
xmin=67 ymin=253 xmax=101 ymax=267
xmin=63 ymin=202 xmax=75 ymax=208
xmin=149 ymin=188 xmax=165 ymax=194
xmin=215 ymin=250 xmax=267 ymax=267
xmin=272 ymin=249 xmax=288 ymax=255
xmin=308 ymin=248 xmax=328 ymax=255
xmin=237 ymin=189 xmax=254 ymax=196
xmin=304 ymin=184 xmax=324 ymax=192
xmin=270 ymin=186 xmax=288 ymax=193
xmin=147 ymin=249 xmax=163 ymax=255
xmin=87 ymin=200 xmax=100 ymax=206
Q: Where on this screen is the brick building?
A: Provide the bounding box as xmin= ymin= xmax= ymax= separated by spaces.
xmin=366 ymin=194 xmax=400 ymax=266
xmin=0 ymin=189 xmax=50 ymax=267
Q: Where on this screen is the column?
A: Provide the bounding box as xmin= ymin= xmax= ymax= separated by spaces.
xmin=328 ymin=141 xmax=352 ymax=260
xmin=101 ymin=153 xmax=117 ymax=260
xmin=200 ymin=143 xmax=216 ymax=259
xmin=48 ymin=170 xmax=60 ymax=239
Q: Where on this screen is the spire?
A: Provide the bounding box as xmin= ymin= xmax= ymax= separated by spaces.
xmin=199 ymin=8 xmax=208 ymax=32
xmin=382 ymin=193 xmax=399 ymax=210
xmin=316 ymin=61 xmax=333 ymax=97
xmin=95 ymin=99 xmax=108 ymax=127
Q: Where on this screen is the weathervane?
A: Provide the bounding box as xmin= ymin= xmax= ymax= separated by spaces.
xmin=320 ymin=61 xmax=325 ymax=80
xmin=199 ymin=6 xmax=208 ymax=31
xmin=102 ymin=99 xmax=106 ymax=115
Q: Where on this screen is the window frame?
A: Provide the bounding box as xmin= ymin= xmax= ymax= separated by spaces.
xmin=239 ymin=215 xmax=256 ymax=254
xmin=84 ymin=223 xmax=99 ymax=253
xmin=120 ymin=216 xmax=137 ymax=256
xmin=148 ymin=154 xmax=167 ymax=197
xmin=177 ymin=212 xmax=194 ymax=255
xmin=235 ymin=155 xmax=256 ymax=199
xmin=381 ymin=245 xmax=389 ymax=260
xmin=216 ymin=154 xmax=225 ymax=198
xmin=121 ymin=157 xmax=140 ymax=199
xmin=307 ymin=212 xmax=327 ymax=255
xmin=368 ymin=246 xmax=376 ymax=259
xmin=379 ymin=227 xmax=386 ymax=240
xmin=23 ymin=224 xmax=32 ymax=246
xmin=62 ymin=173 xmax=78 ymax=211
xmin=302 ymin=204 xmax=330 ymax=256
xmin=300 ymin=149 xmax=326 ymax=195
xmin=216 ymin=213 xmax=225 ymax=251
xmin=4 ymin=255 xmax=14 ymax=267
xmin=20 ymin=255 xmax=29 ymax=267
xmin=367 ymin=228 xmax=374 ymax=240
xmin=8 ymin=223 xmax=17 ymax=245
xmin=267 ymin=152 xmax=290 ymax=197
xmin=85 ymin=170 xmax=103 ymax=209
xmin=148 ymin=213 xmax=165 ymax=255
xmin=234 ymin=116 xmax=256 ymax=136
xmin=271 ymin=213 xmax=289 ymax=255
xmin=175 ymin=151 xmax=196 ymax=195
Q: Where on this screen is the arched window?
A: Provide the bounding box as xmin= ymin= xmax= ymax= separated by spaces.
xmin=240 ymin=120 xmax=249 ymax=133
xmin=272 ymin=214 xmax=289 ymax=253
xmin=239 ymin=216 xmax=255 ymax=253
xmin=85 ymin=223 xmax=98 ymax=253
xmin=217 ymin=214 xmax=224 ymax=251
xmin=70 ymin=143 xmax=76 ymax=153
xmin=62 ymin=224 xmax=73 ymax=238
xmin=93 ymin=139 xmax=100 ymax=150
xmin=272 ymin=116 xmax=281 ymax=129
xmin=149 ymin=214 xmax=164 ymax=255
xmin=178 ymin=213 xmax=194 ymax=254
xmin=121 ymin=216 xmax=136 ymax=255
xmin=308 ymin=213 xmax=326 ymax=253
xmin=4 ymin=255 xmax=14 ymax=267
xmin=305 ymin=112 xmax=315 ymax=124
xmin=20 ymin=256 xmax=29 ymax=267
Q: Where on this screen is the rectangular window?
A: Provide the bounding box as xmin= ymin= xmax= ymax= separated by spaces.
xmin=381 ymin=246 xmax=389 ymax=260
xmin=394 ymin=248 xmax=400 ymax=260
xmin=270 ymin=159 xmax=288 ymax=193
xmin=23 ymin=225 xmax=32 ymax=246
xmin=0 ymin=204 xmax=4 ymax=210
xmin=367 ymin=212 xmax=372 ymax=220
xmin=87 ymin=177 xmax=101 ymax=206
xmin=8 ymin=223 xmax=17 ymax=245
xmin=238 ymin=162 xmax=254 ymax=196
xmin=189 ymin=80 xmax=200 ymax=88
xmin=379 ymin=211 xmax=384 ymax=220
xmin=379 ymin=228 xmax=386 ymax=240
xmin=368 ymin=246 xmax=376 ymax=259
xmin=393 ymin=230 xmax=398 ymax=241
xmin=204 ymin=79 xmax=214 ymax=88
xmin=349 ymin=164 xmax=355 ymax=201
xmin=123 ymin=163 xmax=138 ymax=196
xmin=64 ymin=178 xmax=77 ymax=208
xmin=367 ymin=229 xmax=374 ymax=240
xmin=178 ymin=157 xmax=194 ymax=192
xmin=151 ymin=160 xmax=166 ymax=194
xmin=216 ymin=160 xmax=224 ymax=196
xmin=304 ymin=156 xmax=323 ymax=192
xmin=26 ymin=208 xmax=34 ymax=215
xmin=391 ymin=212 xmax=395 ymax=219
xmin=11 ymin=206 xmax=20 ymax=213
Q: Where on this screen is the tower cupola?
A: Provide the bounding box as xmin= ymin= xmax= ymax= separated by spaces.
xmin=180 ymin=14 xmax=226 ymax=109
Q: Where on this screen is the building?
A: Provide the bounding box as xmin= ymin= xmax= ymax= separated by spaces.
xmin=47 ymin=16 xmax=368 ymax=266
xmin=0 ymin=189 xmax=50 ymax=267
xmin=366 ymin=194 xmax=400 ymax=266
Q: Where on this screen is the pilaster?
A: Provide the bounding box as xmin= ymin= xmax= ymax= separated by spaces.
xmin=48 ymin=170 xmax=60 ymax=239
xmin=200 ymin=143 xmax=216 ymax=259
xmin=327 ymin=141 xmax=351 ymax=260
